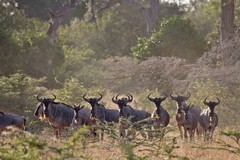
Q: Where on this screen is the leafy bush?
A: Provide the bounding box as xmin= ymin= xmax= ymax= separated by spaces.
xmin=53 ymin=77 xmax=104 ymax=105
xmin=0 ymin=72 xmax=47 ymax=115
xmin=132 ymin=16 xmax=207 ymax=61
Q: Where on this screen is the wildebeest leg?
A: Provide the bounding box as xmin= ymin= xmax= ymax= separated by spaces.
xmin=119 ymin=124 xmax=126 ymax=137
xmin=204 ymin=129 xmax=208 ymax=141
xmin=91 ymin=126 xmax=97 ymax=138
xmin=189 ymin=129 xmax=195 ymax=141
xmin=54 ymin=128 xmax=59 ymax=139
xmin=196 ymin=124 xmax=203 ymax=140
xmin=178 ymin=123 xmax=183 ymax=139
xmin=184 ymin=128 xmax=188 ymax=141
xmin=100 ymin=129 xmax=104 ymax=140
xmin=209 ymin=128 xmax=214 ymax=141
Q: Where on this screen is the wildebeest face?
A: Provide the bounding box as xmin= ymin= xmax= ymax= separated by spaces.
xmin=73 ymin=105 xmax=85 ymax=124
xmin=36 ymin=94 xmax=56 ymax=117
xmin=203 ymin=97 xmax=220 ymax=117
xmin=34 ymin=102 xmax=46 ymax=120
xmin=34 ymin=102 xmax=43 ymax=116
xmin=42 ymin=99 xmax=54 ymax=117
xmin=170 ymin=92 xmax=191 ymax=108
xmin=113 ymin=99 xmax=127 ymax=117
xmin=88 ymin=98 xmax=98 ymax=108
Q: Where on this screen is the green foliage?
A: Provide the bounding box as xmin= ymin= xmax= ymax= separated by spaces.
xmin=119 ymin=142 xmax=138 ymax=160
xmin=0 ymin=4 xmax=64 ymax=85
xmin=0 ymin=128 xmax=47 ymax=160
xmin=53 ymin=77 xmax=105 ymax=105
xmin=186 ymin=0 xmax=221 ymax=46
xmin=54 ymin=77 xmax=87 ymax=104
xmin=0 ymin=72 xmax=47 ymax=115
xmin=132 ymin=16 xmax=206 ymax=61
xmin=17 ymin=0 xmax=87 ymax=20
xmin=0 ymin=126 xmax=90 ymax=159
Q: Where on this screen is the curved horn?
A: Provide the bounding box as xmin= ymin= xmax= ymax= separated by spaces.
xmin=147 ymin=93 xmax=155 ymax=102
xmin=116 ymin=93 xmax=121 ymax=100
xmin=186 ymin=91 xmax=191 ymax=98
xmin=160 ymin=93 xmax=167 ymax=102
xmin=170 ymin=92 xmax=176 ymax=100
xmin=112 ymin=95 xmax=118 ymax=104
xmin=52 ymin=93 xmax=56 ymax=101
xmin=36 ymin=94 xmax=42 ymax=102
xmin=96 ymin=93 xmax=102 ymax=102
xmin=215 ymin=97 xmax=220 ymax=105
xmin=127 ymin=93 xmax=133 ymax=102
xmin=182 ymin=91 xmax=191 ymax=100
xmin=83 ymin=94 xmax=90 ymax=102
xmin=203 ymin=96 xmax=209 ymax=106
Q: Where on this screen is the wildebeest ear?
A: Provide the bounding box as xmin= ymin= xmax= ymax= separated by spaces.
xmin=80 ymin=106 xmax=85 ymax=110
xmin=169 ymin=92 xmax=177 ymax=100
xmin=73 ymin=104 xmax=80 ymax=108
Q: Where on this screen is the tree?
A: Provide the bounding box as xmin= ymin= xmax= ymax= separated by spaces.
xmin=46 ymin=0 xmax=77 ymax=38
xmin=0 ymin=73 xmax=47 ymax=116
xmin=131 ymin=16 xmax=206 ymax=61
xmin=186 ymin=0 xmax=221 ymax=46
xmin=220 ymin=0 xmax=234 ymax=42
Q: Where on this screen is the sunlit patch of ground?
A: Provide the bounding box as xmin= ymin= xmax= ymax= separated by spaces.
xmin=1 ymin=125 xmax=240 ymax=160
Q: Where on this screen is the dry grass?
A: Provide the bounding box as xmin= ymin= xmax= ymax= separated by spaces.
xmin=1 ymin=125 xmax=240 ymax=160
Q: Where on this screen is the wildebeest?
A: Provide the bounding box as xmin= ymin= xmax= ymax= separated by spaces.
xmin=83 ymin=93 xmax=119 ymax=139
xmin=199 ymin=97 xmax=220 ymax=141
xmin=34 ymin=94 xmax=75 ymax=139
xmin=170 ymin=92 xmax=201 ymax=140
xmin=73 ymin=104 xmax=92 ymax=126
xmin=112 ymin=93 xmax=151 ymax=138
xmin=72 ymin=104 xmax=96 ymax=137
xmin=147 ymin=93 xmax=170 ymax=128
xmin=0 ymin=110 xmax=26 ymax=131
xmin=182 ymin=104 xmax=199 ymax=141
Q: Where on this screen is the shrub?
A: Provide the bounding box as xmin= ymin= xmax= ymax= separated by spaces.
xmin=132 ymin=16 xmax=206 ymax=61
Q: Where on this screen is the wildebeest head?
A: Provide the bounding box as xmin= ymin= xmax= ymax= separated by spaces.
xmin=35 ymin=93 xmax=56 ymax=117
xmin=147 ymin=93 xmax=167 ymax=107
xmin=170 ymin=91 xmax=191 ymax=109
xmin=73 ymin=104 xmax=85 ymax=120
xmin=112 ymin=93 xmax=133 ymax=117
xmin=148 ymin=93 xmax=167 ymax=114
xmin=83 ymin=93 xmax=102 ymax=117
xmin=83 ymin=93 xmax=102 ymax=107
xmin=203 ymin=97 xmax=220 ymax=117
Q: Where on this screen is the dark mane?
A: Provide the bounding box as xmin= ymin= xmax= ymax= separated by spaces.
xmin=98 ymin=103 xmax=106 ymax=108
xmin=52 ymin=102 xmax=73 ymax=109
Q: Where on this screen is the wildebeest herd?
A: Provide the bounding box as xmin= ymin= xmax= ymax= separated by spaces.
xmin=0 ymin=92 xmax=220 ymax=141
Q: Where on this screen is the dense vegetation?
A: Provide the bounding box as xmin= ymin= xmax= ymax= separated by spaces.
xmin=1 ymin=0 xmax=240 ymax=159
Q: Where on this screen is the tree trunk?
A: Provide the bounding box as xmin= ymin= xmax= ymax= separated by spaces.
xmin=47 ymin=1 xmax=76 ymax=38
xmin=220 ymin=0 xmax=234 ymax=43
xmin=121 ymin=0 xmax=160 ymax=36
xmin=91 ymin=0 xmax=160 ymax=36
